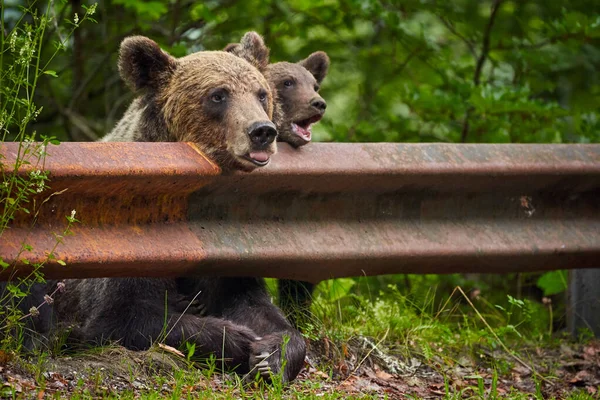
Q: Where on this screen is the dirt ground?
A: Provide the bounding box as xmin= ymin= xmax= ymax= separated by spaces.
xmin=1 ymin=338 xmax=599 ymax=399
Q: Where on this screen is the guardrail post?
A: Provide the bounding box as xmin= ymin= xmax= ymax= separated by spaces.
xmin=569 ymin=269 xmax=600 ymax=337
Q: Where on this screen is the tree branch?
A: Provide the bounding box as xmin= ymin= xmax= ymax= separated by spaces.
xmin=461 ymin=0 xmax=503 ymax=143
xmin=438 ymin=17 xmax=478 ymax=58
xmin=473 ymin=0 xmax=502 ymax=86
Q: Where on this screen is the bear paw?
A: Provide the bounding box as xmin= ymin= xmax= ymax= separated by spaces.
xmin=254 ymin=351 xmax=272 ymax=379
xmin=247 ymin=335 xmax=285 ymax=383
xmin=174 ymin=295 xmax=206 ymax=316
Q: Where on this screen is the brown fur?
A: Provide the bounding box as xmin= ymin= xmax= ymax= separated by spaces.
xmin=223 ymin=32 xmax=270 ymax=72
xmin=265 ymin=53 xmax=329 ymax=147
xmin=226 ymin=34 xmax=329 ymax=147
xmin=103 ymin=36 xmax=277 ymax=172
xmin=21 ymin=35 xmax=306 ymax=384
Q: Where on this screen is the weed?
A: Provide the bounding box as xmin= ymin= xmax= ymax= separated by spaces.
xmin=1 ymin=0 xmax=95 ymax=354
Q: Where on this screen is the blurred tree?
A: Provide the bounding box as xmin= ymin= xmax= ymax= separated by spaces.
xmin=1 ymin=0 xmax=597 ymax=144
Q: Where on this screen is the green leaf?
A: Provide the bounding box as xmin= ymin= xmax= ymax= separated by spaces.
xmin=536 ymin=270 xmax=568 ymax=296
xmin=57 ymin=260 xmax=66 ymax=266
xmin=324 ymin=278 xmax=356 ymax=302
xmin=43 ymin=70 xmax=58 ymax=77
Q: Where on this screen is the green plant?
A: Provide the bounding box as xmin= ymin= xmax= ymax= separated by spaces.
xmin=0 ymin=0 xmax=95 ymax=352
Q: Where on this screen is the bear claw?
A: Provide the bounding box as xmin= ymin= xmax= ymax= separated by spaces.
xmin=256 ymin=351 xmax=272 ymax=378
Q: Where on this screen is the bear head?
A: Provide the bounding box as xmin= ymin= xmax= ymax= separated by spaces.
xmin=265 ymin=52 xmax=329 ymax=147
xmin=119 ymin=34 xmax=277 ymax=172
xmin=225 ymin=35 xmax=330 ymax=148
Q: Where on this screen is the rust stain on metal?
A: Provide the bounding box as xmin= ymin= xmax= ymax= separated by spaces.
xmin=1 ymin=225 xmax=204 ymax=279
xmin=0 ymin=142 xmax=220 ymax=279
xmin=1 ymin=142 xmax=599 ymax=281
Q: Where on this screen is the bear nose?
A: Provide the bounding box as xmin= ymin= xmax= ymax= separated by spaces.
xmin=248 ymin=121 xmax=277 ymax=147
xmin=311 ymin=98 xmax=327 ymax=113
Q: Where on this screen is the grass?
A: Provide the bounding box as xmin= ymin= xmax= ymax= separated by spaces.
xmin=1 ymin=275 xmax=598 ymax=399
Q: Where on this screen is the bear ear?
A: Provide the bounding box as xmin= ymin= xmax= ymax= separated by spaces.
xmin=118 ymin=36 xmax=177 ymax=92
xmin=224 ymin=31 xmax=269 ymax=72
xmin=223 ymin=42 xmax=241 ymax=53
xmin=298 ymin=51 xmax=330 ymax=84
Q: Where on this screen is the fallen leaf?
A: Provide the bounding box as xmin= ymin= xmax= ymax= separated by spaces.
xmin=375 ymin=370 xmax=393 ymax=380
xmin=512 ymin=364 xmax=532 ymax=377
xmin=157 ymin=343 xmax=185 ymax=358
xmin=587 ymin=386 xmax=597 ymax=395
xmin=341 ymin=342 xmax=349 ymax=358
xmin=312 ymin=370 xmax=329 ymax=379
xmin=583 ymin=345 xmax=600 ymax=360
xmin=569 ymin=370 xmax=593 ymax=386
xmin=336 ymin=362 xmax=349 ymax=376
xmin=339 ymin=375 xmax=358 ymax=388
xmin=0 ymin=350 xmax=13 ymax=365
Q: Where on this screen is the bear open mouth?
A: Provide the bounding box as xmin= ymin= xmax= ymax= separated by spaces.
xmin=242 ymin=151 xmax=271 ymax=167
xmin=291 ymin=114 xmax=323 ymax=142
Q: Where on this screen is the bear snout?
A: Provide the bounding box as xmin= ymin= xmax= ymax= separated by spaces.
xmin=311 ymin=97 xmax=327 ymax=113
xmin=248 ymin=121 xmax=278 ymax=148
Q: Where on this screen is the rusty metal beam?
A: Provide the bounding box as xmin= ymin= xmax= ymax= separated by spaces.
xmin=1 ymin=142 xmax=599 ymax=282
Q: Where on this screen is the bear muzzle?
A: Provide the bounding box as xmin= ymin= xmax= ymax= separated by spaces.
xmin=243 ymin=121 xmax=278 ymax=167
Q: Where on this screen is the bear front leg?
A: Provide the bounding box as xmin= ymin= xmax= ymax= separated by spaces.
xmin=168 ymin=314 xmax=260 ymax=373
xmin=212 ymin=278 xmax=307 ymax=383
xmin=64 ymin=291 xmax=259 ymax=373
xmin=248 ymin=330 xmax=306 ymax=383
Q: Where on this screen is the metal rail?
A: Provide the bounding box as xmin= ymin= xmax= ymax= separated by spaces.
xmin=1 ymin=142 xmax=599 ymax=283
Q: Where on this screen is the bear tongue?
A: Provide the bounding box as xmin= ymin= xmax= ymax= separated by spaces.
xmin=249 ymin=151 xmax=270 ymax=162
xmin=291 ymin=123 xmax=312 ymax=141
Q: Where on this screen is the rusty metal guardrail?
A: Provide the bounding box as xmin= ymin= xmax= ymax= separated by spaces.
xmin=1 ymin=142 xmax=599 ymax=283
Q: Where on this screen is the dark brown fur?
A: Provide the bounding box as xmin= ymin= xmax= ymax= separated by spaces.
xmin=8 ymin=35 xmax=305 ymax=383
xmin=265 ymin=53 xmax=329 ymax=148
xmin=226 ymin=35 xmax=330 ymax=148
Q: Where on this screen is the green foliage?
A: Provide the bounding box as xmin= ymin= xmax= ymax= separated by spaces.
xmin=0 ymin=0 xmax=91 ymax=352
xmin=112 ymin=0 xmax=167 ymax=22
xmin=537 ymin=270 xmax=568 ymax=296
xmin=0 ymin=0 xmax=592 ymax=146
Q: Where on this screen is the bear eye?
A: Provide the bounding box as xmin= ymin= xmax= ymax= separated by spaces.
xmin=283 ymin=80 xmax=294 ymax=88
xmin=314 ymin=84 xmax=320 ymax=92
xmin=209 ymin=89 xmax=228 ymax=104
xmin=258 ymin=90 xmax=268 ymax=103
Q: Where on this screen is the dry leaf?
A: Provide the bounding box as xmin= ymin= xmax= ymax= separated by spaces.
xmin=375 ymin=370 xmax=393 ymax=380
xmin=157 ymin=343 xmax=185 ymax=358
xmin=0 ymin=350 xmax=12 ymax=365
xmin=312 ymin=370 xmax=329 ymax=379
xmin=512 ymin=364 xmax=532 ymax=377
xmin=569 ymin=370 xmax=593 ymax=385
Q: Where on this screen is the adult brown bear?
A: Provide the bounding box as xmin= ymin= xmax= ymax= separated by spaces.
xmin=28 ymin=33 xmax=305 ymax=384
